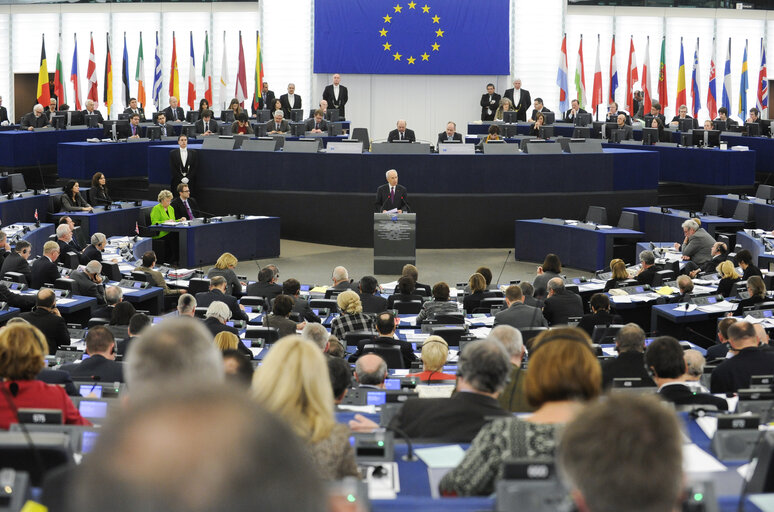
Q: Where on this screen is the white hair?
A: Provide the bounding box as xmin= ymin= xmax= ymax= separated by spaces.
xmin=91 ymin=232 xmax=106 ymax=245
xmin=332 ymin=266 xmax=349 ymax=282
xmin=273 ymin=110 xmax=284 ymax=118
xmin=385 ymin=169 xmax=397 ymax=178
xmin=301 ymin=323 xmax=329 ymax=350
xmin=681 ymin=219 xmax=700 ymax=231
xmin=85 ymin=260 xmax=102 ymax=274
xmin=56 ymin=224 xmax=71 ymax=238
xmin=206 ymin=301 xmax=232 ymax=322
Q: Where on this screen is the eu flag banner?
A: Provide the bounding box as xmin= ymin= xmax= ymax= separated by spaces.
xmin=314 ymin=0 xmax=509 ymax=75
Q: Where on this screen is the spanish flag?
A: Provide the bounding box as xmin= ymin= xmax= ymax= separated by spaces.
xmin=37 ymin=35 xmax=51 ymax=106
xmin=169 ymin=33 xmax=180 ymax=101
xmin=104 ymin=35 xmax=113 ymax=116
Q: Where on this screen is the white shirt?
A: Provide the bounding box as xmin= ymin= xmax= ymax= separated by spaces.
xmin=287 ymin=94 xmax=295 ymax=106
xmin=513 ymin=88 xmax=521 ymax=106
xmin=333 ymin=84 xmax=340 ymax=100
xmin=180 ymin=148 xmax=188 ymax=167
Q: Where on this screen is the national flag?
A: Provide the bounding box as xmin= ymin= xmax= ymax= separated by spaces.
xmin=739 ymin=39 xmax=748 ymax=118
xmin=574 ymin=35 xmax=587 ymax=109
xmin=135 ymin=221 xmax=139 ymax=235
xmin=169 ymin=33 xmax=180 ymax=101
xmin=757 ymin=38 xmax=768 ymax=114
xmin=104 ymin=35 xmax=113 ymax=116
xmin=642 ymin=36 xmax=651 ymax=113
xmin=136 ymin=33 xmax=146 ymax=108
xmin=86 ymin=34 xmax=98 ymax=104
xmin=152 ymin=32 xmax=162 ymax=110
xmin=676 ymin=38 xmax=686 ymax=110
xmin=54 ymin=36 xmax=66 ymax=107
xmin=658 ymin=36 xmax=668 ymax=109
xmin=37 ymin=35 xmax=51 ymax=106
xmin=626 ymin=36 xmax=638 ymax=114
xmin=235 ymin=31 xmax=248 ymax=106
xmin=707 ymin=37 xmax=717 ymax=120
xmin=556 ymin=34 xmax=569 ymax=113
xmin=252 ymin=31 xmax=264 ymax=112
xmin=202 ymin=32 xmax=212 ymax=106
xmin=121 ymin=33 xmax=130 ymax=108
xmin=690 ymin=38 xmax=701 ymax=118
xmin=219 ymin=32 xmax=229 ymax=109
xmin=591 ymin=35 xmax=603 ymax=112
xmin=722 ymin=38 xmax=732 ymax=113
xmin=187 ymin=32 xmax=196 ymax=110
xmin=70 ymin=36 xmax=82 ymax=110
xmin=609 ymin=35 xmax=618 ymax=106
xmin=34 ymin=209 xmax=38 ymax=222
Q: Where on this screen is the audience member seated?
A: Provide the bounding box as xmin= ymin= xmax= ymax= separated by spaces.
xmin=464 ymin=266 xmax=497 ymax=293
xmin=674 ymin=219 xmax=715 ymax=266
xmin=493 ymin=284 xmax=547 ymax=329
xmin=71 ymin=260 xmax=107 ymax=305
xmin=203 ymin=301 xmax=240 ymax=338
xmin=304 ymin=109 xmax=327 ymax=133
xmin=646 ymin=336 xmax=727 ymax=410
xmin=109 ymin=301 xmax=136 ymax=327
xmin=601 ymin=323 xmax=655 ymax=388
xmin=406 ymin=335 xmax=456 ymax=381
xmin=60 ymin=180 xmax=93 ymax=213
xmin=706 ymin=317 xmax=737 ymax=362
xmin=80 ymin=232 xmax=108 ymax=264
xmin=737 ymin=275 xmax=767 ymax=312
xmin=93 ymin=285 xmax=122 ymax=320
xmin=0 ymin=231 xmax=11 ymax=269
xmin=222 ymin=349 xmax=254 ymax=389
xmin=387 ymin=275 xmax=422 ymax=309
xmin=686 ymin=241 xmax=729 ymax=277
xmin=327 ymin=356 xmax=352 ymax=404
xmin=357 ymin=275 xmax=388 ymax=314
xmin=326 ymin=336 xmax=345 ymax=357
xmin=0 ymin=279 xmax=35 ymax=312
xmin=284 ymin=278 xmax=321 ymax=323
xmin=634 ymin=250 xmax=657 ymax=286
xmin=463 ymin=272 xmax=487 ymax=314
xmin=90 ymin=172 xmax=112 ymax=206
xmin=0 ymin=240 xmax=31 ymax=284
xmin=402 ymin=264 xmax=431 ymax=296
xmin=353 ymin=353 xmax=388 ymax=389
xmin=195 ymin=109 xmax=218 ymax=135
xmin=533 ymin=253 xmax=562 ymax=298
xmin=330 ymin=265 xmax=356 ymax=292
xmin=529 ymin=113 xmax=545 ymax=137
xmin=416 ymin=282 xmax=459 ymax=323
xmin=55 ymin=222 xmax=80 ymax=256
xmin=737 ymin=249 xmax=763 ymax=280
xmin=603 ymin=258 xmax=630 ymax=291
xmin=577 ymin=293 xmax=622 ymax=337
xmin=263 ymin=294 xmax=302 ymax=337
xmin=668 ymin=275 xmax=694 ymax=304
xmin=439 ymin=328 xmax=601 ymax=496
xmin=176 ymin=293 xmax=196 ymax=318
xmin=387 ymin=119 xmax=416 ymax=142
xmin=330 ymin=290 xmax=376 ymax=340
xmin=711 ymin=320 xmax=774 ymax=393
xmin=117 ymin=313 xmax=151 ymax=357
xmin=214 ymin=331 xmax=252 ymax=360
xmin=542 ymin=278 xmax=583 ymax=326
xmin=488 ymin=325 xmax=533 ymax=413
xmin=716 ymin=260 xmax=741 ymax=298
xmin=519 ymin=281 xmax=541 ymax=308
xmin=196 ymin=276 xmax=248 ymax=322
xmin=0 ymin=323 xmax=90 ymax=430
xmin=245 ymin=265 xmax=282 ymax=302
xmin=150 ymin=189 xmax=181 ymax=265
xmin=252 ymin=336 xmax=358 ymax=480
xmin=348 ymin=311 xmax=415 ymax=368
xmin=206 ymin=252 xmax=242 ymax=296
xmin=30 ymin=241 xmax=61 ymax=289
xmin=20 ymin=103 xmax=48 ymax=130
xmin=136 ymin=250 xmax=187 ymax=298
xmin=558 ymin=395 xmax=684 ymax=512
xmin=231 ymin=112 xmax=253 ymax=135
xmin=302 ymin=322 xmax=330 ymax=351
xmin=20 ymin=289 xmax=69 ymax=354
xmin=60 ymin=326 xmax=124 ymax=383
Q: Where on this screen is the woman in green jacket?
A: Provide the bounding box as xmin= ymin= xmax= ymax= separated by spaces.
xmin=150 ymin=189 xmax=183 ymax=265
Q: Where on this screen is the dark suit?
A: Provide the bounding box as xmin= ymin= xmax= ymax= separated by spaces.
xmin=279 ymin=94 xmax=302 ymax=118
xmin=81 ymin=109 xmax=104 ymax=124
xmin=0 ymin=252 xmax=30 ymax=284
xmin=169 ymin=148 xmax=198 ymax=193
xmin=118 ymin=122 xmax=143 ymax=139
xmin=60 ymin=354 xmax=124 ymax=383
xmin=304 ymin=117 xmax=328 ymax=132
xmin=253 ymin=90 xmax=276 ymax=112
xmin=91 ymin=304 xmax=115 ymax=321
xmin=70 ymin=270 xmax=106 ymax=305
xmin=56 ymin=239 xmax=79 ymax=259
xmin=493 ymin=302 xmax=547 ymax=329
xmin=436 ymin=132 xmax=463 ymax=147
xmin=705 ymin=343 xmax=729 ymax=361
xmin=245 ymin=281 xmax=283 ymax=302
xmin=670 ymin=115 xmax=699 ymax=129
xmin=612 ymin=124 xmax=634 ymax=141
xmin=195 ymin=119 xmax=218 ymax=134
xmin=635 ymin=266 xmax=657 ymax=286
xmin=0 ymin=283 xmax=35 ymax=311
xmin=658 ymin=383 xmax=728 ymax=410
xmin=292 ymin=296 xmax=321 ymax=323
xmin=265 ymin=119 xmax=290 ymax=133
xmin=21 ymin=112 xmax=49 ymax=129
xmin=577 ymin=310 xmax=623 ymax=337
xmin=195 ymin=288 xmax=248 ymax=322
xmin=349 ymin=336 xmax=416 ymax=368
xmin=156 ymin=122 xmax=172 ymax=137
xmin=710 ymin=346 xmax=774 ymax=394
xmin=162 ymin=106 xmax=185 ymax=122
xmin=170 ymin=196 xmax=200 ymax=221
xmin=0 ymin=105 xmax=8 ymax=124
xmin=563 ymin=108 xmax=587 ymax=123
xmin=80 ymin=244 xmax=102 ymax=265
xmin=387 ymin=128 xmax=416 ymax=143
xmin=322 ymin=84 xmax=348 ymax=118
xmin=359 ymin=293 xmax=388 ymax=315
xmin=37 ymin=369 xmax=76 ymax=396
xmin=605 ymin=111 xmax=632 ymax=125
xmin=389 ymin=392 xmax=510 ymax=442
xmin=542 ymin=290 xmax=583 ymax=326
xmin=31 ymin=256 xmax=60 ymax=290
xmin=123 ymin=107 xmax=145 ymax=120
xmin=20 ymin=308 xmax=70 ymax=354
xmin=116 ymin=336 xmax=138 ymax=357
xmin=203 ymin=316 xmax=240 ymax=338
xmin=531 ymin=107 xmax=552 ymax=121
xmin=503 ymin=88 xmax=531 ymax=121
xmin=374 ymin=184 xmax=409 ymax=212
xmin=601 ymin=351 xmax=655 ymax=388
xmin=480 ymin=93 xmax=501 ymax=121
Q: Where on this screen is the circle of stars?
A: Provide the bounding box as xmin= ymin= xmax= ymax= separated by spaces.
xmin=379 ymin=2 xmax=442 ymax=65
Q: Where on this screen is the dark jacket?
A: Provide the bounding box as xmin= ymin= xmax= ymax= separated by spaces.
xmin=542 ymin=290 xmax=583 ymax=326
xmin=0 ymin=252 xmax=31 ymax=284
xmin=70 ymin=270 xmax=106 ymax=305
xmin=577 ymin=310 xmax=623 ymax=337
xmin=349 ymin=336 xmax=416 ymax=369
xmin=31 ymin=256 xmax=60 ymax=290
xmin=601 ymin=351 xmax=655 ymax=388
xmin=80 ymin=244 xmax=103 ymax=264
xmin=359 ymin=293 xmax=388 ymax=315
xmin=60 ymin=354 xmax=124 ymax=383
xmin=195 ymin=288 xmax=248 ymax=322
xmin=20 ymin=308 xmax=70 ymax=355
xmin=710 ymin=346 xmax=774 ymax=394
xmin=658 ymin=383 xmax=728 ymax=411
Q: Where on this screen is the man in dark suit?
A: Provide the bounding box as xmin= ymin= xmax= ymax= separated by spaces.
xmin=669 ymin=104 xmax=698 ymax=129
xmin=196 ymin=275 xmax=248 ymax=322
xmin=529 ymin=97 xmax=551 ymax=123
xmin=246 ymin=266 xmax=283 ymax=303
xmin=563 ymin=99 xmax=587 ymax=123
xmin=60 ymin=326 xmax=124 ymax=382
xmin=122 ymin=113 xmax=143 ymax=139
xmin=649 ymin=102 xmax=666 ymax=125
xmin=577 ymin=293 xmax=622 ymax=338
xmin=169 ymin=134 xmax=198 ymax=193
xmin=282 ymin=278 xmax=320 ymax=323
xmin=604 ymin=102 xmax=632 ymax=125
xmin=116 ymin=312 xmax=151 ymax=357
xmin=706 ymin=317 xmax=736 ymax=361
xmin=162 ymin=96 xmax=185 ymax=122
xmin=436 ymin=121 xmax=463 ymax=147
xmin=0 ymin=281 xmax=35 ymax=311
xmin=20 ymin=289 xmax=70 ymax=354
xmin=55 ymin=222 xmax=80 ymax=258
xmin=0 ymin=95 xmax=8 ymax=124
xmin=352 ymin=353 xmax=387 ymax=389
xmin=155 ymin=112 xmax=172 ymax=137
xmin=668 ymin=275 xmax=694 ymax=304
xmin=123 ymin=97 xmax=145 ymax=120
xmin=92 ymin=285 xmax=123 ymax=321
xmin=20 ymin=104 xmax=49 ymax=131
xmin=322 ymin=74 xmax=348 ymax=119
xmin=711 ymin=321 xmax=774 ymax=393
xmin=401 ymin=264 xmax=431 ymax=296
xmin=348 ymin=311 xmax=416 ymax=368
xmin=279 ymin=83 xmax=302 ymax=118
xmin=202 ymin=301 xmax=242 ymax=338
xmin=266 ymin=110 xmax=290 ymax=134
xmin=304 ymin=110 xmax=328 ymax=133
xmin=635 ymin=250 xmax=658 ymax=286
xmin=387 ymin=119 xmax=416 ymax=143
xmin=612 ymin=113 xmax=634 ymax=141
xmin=0 ymin=240 xmax=31 ymax=284
xmin=349 ymin=338 xmax=511 ymax=442
xmin=358 ymin=276 xmax=387 ymax=314
xmin=645 ymin=336 xmax=727 ymax=411
xmin=480 ymin=83 xmax=500 ymax=121
xmin=70 ymin=260 xmax=106 ymax=305
xmin=195 ymin=109 xmax=218 ymax=135
xmin=542 ymin=278 xmax=583 ymax=326
xmin=170 ymin=183 xmax=199 ymax=221
xmin=82 ymin=99 xmax=104 ymax=125
xmin=494 ymin=284 xmax=547 ymax=329
xmin=374 ymin=169 xmax=409 ymax=213
xmin=503 ymin=78 xmax=531 ymax=122
xmin=31 ymin=241 xmax=61 ymax=290
xmin=79 ymin=232 xmax=107 ymax=265
xmin=601 ymin=323 xmax=655 ymax=388
xmin=252 ymin=82 xmax=275 ymax=113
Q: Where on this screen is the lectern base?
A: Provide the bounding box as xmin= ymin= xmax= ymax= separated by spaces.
xmin=373 ymin=213 xmax=416 ymax=275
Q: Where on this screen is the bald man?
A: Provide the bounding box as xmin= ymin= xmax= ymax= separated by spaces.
xmin=387 ymin=120 xmax=416 ymax=143
xmin=374 ymin=169 xmax=409 ymax=213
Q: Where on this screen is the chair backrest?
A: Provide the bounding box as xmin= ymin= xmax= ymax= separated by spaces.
xmin=54 ymin=277 xmax=76 ymax=292
xmin=0 ymin=431 xmax=73 ymax=486
xmin=478 ymin=297 xmax=506 ymax=313
xmin=101 ymin=262 xmax=122 ymax=282
xmin=431 ymin=326 xmax=465 ymax=346
xmin=432 ymin=312 xmax=465 ymax=325
xmin=239 ymin=296 xmax=265 ymax=307
xmin=130 ymin=271 xmax=149 ymax=282
xmin=4 ymin=272 xmax=27 ymax=285
xmin=733 ymin=202 xmax=755 ymax=222
xmin=344 ymin=331 xmax=376 ymax=347
xmin=87 ymin=317 xmax=111 ymax=328
xmin=194 ymin=307 xmax=208 ymax=318
xmin=244 ymin=326 xmax=279 ymax=345
xmin=50 ymin=194 xmax=62 ymax=213
xmin=617 ymin=211 xmax=640 ymax=230
xmin=591 ymin=324 xmax=625 ymax=344
xmin=654 ymin=269 xmax=675 ymax=286
xmin=309 ymin=298 xmax=339 ymax=311
xmin=324 ymin=288 xmax=343 ymax=299
xmin=586 ymin=206 xmax=608 ymax=225
xmin=351 ymin=127 xmax=370 ymax=152
xmin=362 ymin=344 xmax=404 ymax=369
xmin=187 ymin=278 xmax=211 ymax=296
xmin=521 ymin=327 xmax=549 ymax=351
xmin=702 ymin=196 xmax=723 ymax=216
xmin=393 ymin=300 xmax=422 ymax=314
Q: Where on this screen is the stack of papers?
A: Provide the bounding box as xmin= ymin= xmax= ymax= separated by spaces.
xmin=683 ymin=443 xmax=727 ymax=473
xmin=697 ymin=301 xmax=738 ymax=313
xmin=466 ymin=316 xmax=494 ymax=326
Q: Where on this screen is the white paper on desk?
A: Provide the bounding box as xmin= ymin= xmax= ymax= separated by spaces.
xmin=392 ymin=369 xmax=410 ymax=376
xmin=695 ymin=416 xmax=718 ymax=439
xmin=610 ymin=295 xmax=632 ymax=304
xmin=118 ymin=287 xmax=139 ymax=295
xmin=602 ymin=346 xmax=618 ymax=357
xmin=694 ymin=285 xmax=719 ymax=294
xmin=246 ymin=312 xmax=260 ymax=321
xmin=447 ymin=349 xmax=459 ymax=362
xmin=245 ymin=215 xmax=269 ymax=219
xmin=383 ymin=208 xmax=398 ymax=214
xmin=118 ymin=264 xmax=135 ymax=272
xmin=404 ymin=333 xmax=429 ymax=342
xmin=55 ymin=298 xmax=77 ymax=305
xmin=380 ymin=280 xmax=399 ymax=294
xmin=416 ymin=385 xmax=455 ymax=399
xmin=336 ymin=404 xmax=378 ymax=414
xmin=697 ymin=302 xmax=738 ymax=313
xmin=737 ymin=462 xmax=756 ymax=481
xmin=683 ymin=443 xmax=728 ymax=473
xmin=399 ymin=315 xmax=417 ymax=326
xmin=415 ymin=445 xmax=467 ymax=469
xmin=726 ymin=395 xmax=739 ymax=413
xmin=744 ymin=315 xmax=766 ymax=324
xmin=469 ymin=327 xmax=492 ymax=339
xmin=673 ymin=304 xmax=697 ymax=312
xmin=466 ymin=316 xmax=494 ymax=326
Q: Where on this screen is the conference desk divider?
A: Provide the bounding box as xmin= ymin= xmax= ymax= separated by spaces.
xmin=374 ymin=213 xmax=416 ymax=274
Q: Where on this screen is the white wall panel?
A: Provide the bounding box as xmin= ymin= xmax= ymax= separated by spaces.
xmin=212 ymin=7 xmax=260 ymax=112
xmin=262 ymin=0 xmax=310 ymax=114
xmin=0 ymin=12 xmax=10 ymax=121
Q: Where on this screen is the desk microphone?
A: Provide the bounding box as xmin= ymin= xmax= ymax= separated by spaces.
xmin=495 ymin=250 xmax=512 ymax=288
xmin=36 ymin=160 xmax=48 ymax=193
xmin=384 ymin=425 xmax=418 ymax=462
xmin=401 ymin=196 xmax=411 ymax=213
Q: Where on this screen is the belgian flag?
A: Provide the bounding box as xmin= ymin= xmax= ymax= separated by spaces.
xmin=37 ymin=35 xmax=51 ymax=106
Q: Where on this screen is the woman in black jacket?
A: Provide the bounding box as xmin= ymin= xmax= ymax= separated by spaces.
xmin=90 ymin=172 xmax=112 ymax=206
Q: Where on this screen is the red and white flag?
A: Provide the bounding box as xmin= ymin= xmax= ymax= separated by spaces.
xmin=234 ymin=31 xmax=248 ymax=106
xmin=86 ymin=34 xmax=99 ymax=104
xmin=641 ymin=37 xmax=651 ymax=113
xmin=34 ymin=209 xmax=39 ymax=221
xmin=591 ymin=35 xmax=604 ymax=113
xmin=626 ymin=36 xmax=638 ymax=114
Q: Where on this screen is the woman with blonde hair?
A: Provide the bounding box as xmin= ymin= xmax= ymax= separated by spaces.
xmin=214 ymin=331 xmax=240 ymax=352
xmin=330 ymin=290 xmax=376 ymax=340
xmin=407 ymin=335 xmax=456 ymax=381
xmin=494 ymin=97 xmax=513 ymax=121
xmin=716 ymin=260 xmax=741 ymax=298
xmin=603 ymin=258 xmax=631 ymax=291
xmin=252 ymin=336 xmax=358 ymax=479
xmin=207 ymin=252 xmax=243 ymax=295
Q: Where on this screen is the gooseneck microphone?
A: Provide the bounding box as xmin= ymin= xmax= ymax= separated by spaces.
xmin=495 ymin=250 xmax=513 ymax=288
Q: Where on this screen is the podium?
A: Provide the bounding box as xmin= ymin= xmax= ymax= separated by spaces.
xmin=373 ymin=213 xmax=416 ymax=274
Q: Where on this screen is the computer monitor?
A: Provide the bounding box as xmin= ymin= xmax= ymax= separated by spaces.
xmin=85 ymin=114 xmax=100 ymax=128
xmin=538 ymin=125 xmax=554 ymax=139
xmin=642 ymin=127 xmax=659 ymax=146
xmin=255 ymin=123 xmax=268 ymax=138
xmin=185 ymin=111 xmax=200 ymax=123
xmin=103 ymin=120 xmax=129 ymax=140
xmin=603 ymin=122 xmax=618 ymax=140
xmin=713 ymin=120 xmax=727 ymax=132
xmin=502 ymin=111 xmax=519 ymax=123
xmin=290 ymin=109 xmax=304 ymax=122
xmin=325 ymin=109 xmax=340 ymax=122
xmin=609 ymin=129 xmax=627 ymax=144
xmin=643 ymin=114 xmax=655 ymax=127
xmin=145 ymin=126 xmax=161 ymax=140
xmin=540 ymin=111 xmax=555 ymax=125
xmin=574 ymin=112 xmax=592 ymax=126
xmin=181 ymin=124 xmax=197 ymax=139
xmin=746 ymin=122 xmax=762 ymax=137
xmin=677 ymin=118 xmax=694 ymax=132
xmin=328 ymin=122 xmax=342 ymax=136
xmin=220 ymin=110 xmax=235 ymax=123
xmin=291 ymin=123 xmax=306 ymax=136
xmin=69 ymin=110 xmax=84 ymax=126
xmin=501 ymin=124 xmax=517 ymax=138
xmin=691 ymin=129 xmax=720 ymax=148
xmin=255 ymin=110 xmax=271 ymax=122
xmin=51 ymin=114 xmax=67 ymax=130
xmin=117 ymin=113 xmax=130 ymax=120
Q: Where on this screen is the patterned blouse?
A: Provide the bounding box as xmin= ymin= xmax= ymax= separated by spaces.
xmin=306 ymin=423 xmax=359 ymax=480
xmin=330 ymin=312 xmax=376 ymax=340
xmin=438 ymin=417 xmax=562 ymax=496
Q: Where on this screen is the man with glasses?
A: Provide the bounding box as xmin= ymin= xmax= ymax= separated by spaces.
xmin=171 ymin=183 xmax=200 ymax=221
xmin=0 ymin=240 xmax=32 ymax=285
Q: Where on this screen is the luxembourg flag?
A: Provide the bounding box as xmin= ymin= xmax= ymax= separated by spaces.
xmin=575 ymin=35 xmax=587 ymax=109
xmin=707 ymin=38 xmax=717 ymax=120
xmin=757 ymin=38 xmax=768 ymax=115
xmin=187 ymin=32 xmax=196 ymax=111
xmin=609 ymin=35 xmax=618 ymax=106
xmin=690 ymin=38 xmax=701 ymax=118
xmin=556 ymin=34 xmax=569 ymax=113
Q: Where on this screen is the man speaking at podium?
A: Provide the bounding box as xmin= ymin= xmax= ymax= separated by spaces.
xmin=375 ymin=169 xmax=409 ymax=213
